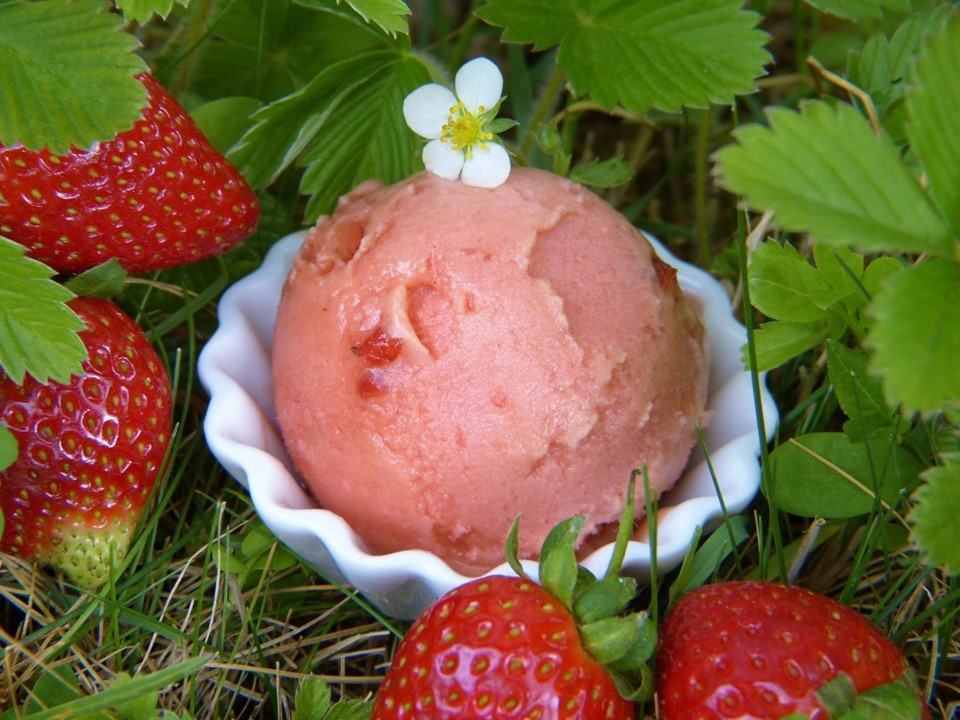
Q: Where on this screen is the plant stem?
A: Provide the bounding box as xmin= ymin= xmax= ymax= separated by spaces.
xmin=694 ymin=106 xmax=713 ymax=267
xmin=517 ymin=66 xmax=568 ymax=163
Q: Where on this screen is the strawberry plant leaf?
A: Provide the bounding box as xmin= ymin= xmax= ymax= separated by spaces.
xmin=0 ymin=237 xmax=86 ymax=385
xmin=0 ymin=0 xmax=147 ymax=154
xmin=230 ymin=52 xmax=388 ymax=189
xmin=569 ymin=156 xmax=633 ymax=188
xmin=745 ymin=321 xmax=828 ymax=372
xmin=475 ymin=0 xmax=579 ymax=50
xmin=538 ymin=515 xmax=585 ymax=610
xmin=906 ymin=13 xmax=960 ymax=234
xmin=295 ymin=0 xmax=410 ymax=36
xmin=715 ymin=100 xmax=953 ymax=256
xmin=805 ymin=0 xmax=909 ymax=22
xmin=911 ymin=455 xmax=960 ymax=574
xmin=115 ymin=0 xmax=189 ymax=24
xmin=768 ymin=433 xmax=922 ymax=519
xmin=297 ymin=52 xmax=431 ymax=220
xmin=185 ymin=0 xmax=388 ymax=103
xmin=868 ymin=259 xmax=960 ymax=414
xmin=0 ymin=426 xmax=15 ymax=473
xmin=478 ymin=0 xmax=770 ymax=114
xmin=292 ymin=676 xmax=332 ymax=720
xmin=826 ymin=340 xmax=896 ymax=442
xmin=749 ymin=241 xmax=834 ymax=323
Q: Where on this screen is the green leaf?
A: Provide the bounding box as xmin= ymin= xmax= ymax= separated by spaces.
xmin=230 ymin=54 xmax=382 ymax=189
xmin=115 ymin=0 xmax=188 ymax=24
xmin=21 ymin=657 xmax=208 ymax=720
xmin=295 ymin=0 xmax=410 ymax=36
xmin=0 ymin=0 xmax=147 ymax=153
xmin=580 ymin=614 xmax=640 ymax=665
xmin=906 ymin=13 xmax=960 ymax=234
xmin=573 ymin=576 xmax=637 ymax=624
xmin=475 ymin=0 xmax=580 ymax=51
xmin=64 ymin=260 xmax=128 ymax=301
xmin=769 ymin=433 xmax=921 ymax=519
xmin=0 ymin=425 xmax=15 ymax=472
xmin=749 ymin=241 xmax=834 ymax=322
xmin=292 ymin=676 xmax=332 ymax=720
xmin=715 ymin=100 xmax=952 ymax=256
xmin=298 ymin=52 xmax=432 ymax=220
xmin=826 ymin=340 xmax=896 ymax=442
xmin=746 ymin=321 xmax=828 ymax=371
xmin=110 ymin=673 xmax=159 ymax=720
xmin=569 ymin=156 xmax=634 ymax=188
xmin=813 ymin=244 xmax=866 ymax=307
xmin=537 ymin=515 xmax=584 ymax=610
xmin=868 ymin=259 xmax=960 ymax=413
xmin=911 ymin=455 xmax=960 ymax=574
xmin=0 ymin=237 xmax=86 ymax=385
xmin=845 ymin=680 xmax=928 ymax=720
xmin=669 ymin=516 xmax=750 ymax=602
xmin=479 ymin=0 xmax=770 ymax=113
xmin=806 ymin=0 xmax=887 ymax=21
xmin=190 ymin=97 xmax=263 ymax=155
xmin=187 ymin=0 xmax=389 ymax=103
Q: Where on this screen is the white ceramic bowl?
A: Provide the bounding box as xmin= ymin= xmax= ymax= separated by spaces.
xmin=198 ymin=230 xmax=778 ymax=619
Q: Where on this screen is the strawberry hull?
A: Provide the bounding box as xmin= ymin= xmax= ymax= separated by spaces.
xmin=0 ymin=297 xmax=173 ymax=589
xmin=0 ymin=73 xmax=260 ymax=274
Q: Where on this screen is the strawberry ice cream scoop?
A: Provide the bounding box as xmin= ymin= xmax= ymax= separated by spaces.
xmin=272 ymin=167 xmax=708 ymax=574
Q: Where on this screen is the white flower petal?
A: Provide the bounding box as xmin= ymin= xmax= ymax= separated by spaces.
xmin=461 ymin=142 xmax=511 ymax=188
xmin=423 ymin=139 xmax=465 ymax=180
xmin=403 ymin=84 xmax=457 ymax=139
xmin=455 ymin=57 xmax=503 ymax=115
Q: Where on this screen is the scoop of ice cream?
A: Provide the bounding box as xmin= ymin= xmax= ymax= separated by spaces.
xmin=272 ymin=167 xmax=708 ymax=574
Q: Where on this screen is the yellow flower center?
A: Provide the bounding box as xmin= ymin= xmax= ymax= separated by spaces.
xmin=442 ymin=103 xmax=494 ymax=158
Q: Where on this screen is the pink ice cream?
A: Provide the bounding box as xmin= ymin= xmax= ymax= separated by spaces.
xmin=272 ymin=167 xmax=708 ymax=574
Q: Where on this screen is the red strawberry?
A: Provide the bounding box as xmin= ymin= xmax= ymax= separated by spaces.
xmin=0 ymin=296 xmax=173 ymax=589
xmin=372 ymin=575 xmax=635 ymax=719
xmin=0 ymin=72 xmax=259 ymax=274
xmin=656 ymin=580 xmax=928 ymax=720
xmin=372 ymin=478 xmax=654 ymax=720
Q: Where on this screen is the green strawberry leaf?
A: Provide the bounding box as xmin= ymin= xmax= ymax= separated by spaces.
xmin=669 ymin=515 xmax=750 ymax=603
xmin=64 ymin=260 xmax=128 ymax=301
xmin=826 ymin=340 xmax=896 ymax=442
xmin=906 ymin=13 xmax=960 ymax=234
xmin=475 ymin=0 xmax=580 ymax=50
xmin=190 ymin=97 xmax=263 ymax=155
xmin=745 ymin=321 xmax=828 ymax=372
xmin=297 ymin=52 xmax=432 ymax=221
xmin=230 ymin=52 xmax=391 ymax=189
xmin=0 ymin=425 xmax=15 ymax=472
xmin=478 ymin=0 xmax=770 ymax=114
xmin=186 ymin=0 xmax=389 ymax=103
xmin=0 ymin=0 xmax=147 ymax=153
xmin=115 ymin=0 xmax=189 ymax=24
xmin=0 ymin=237 xmax=86 ymax=385
xmin=537 ymin=515 xmax=585 ymax=610
xmin=911 ymin=455 xmax=960 ymax=574
xmin=295 ymin=0 xmax=410 ymax=36
xmin=715 ymin=100 xmax=953 ymax=256
xmin=749 ymin=241 xmax=835 ymax=323
xmin=292 ymin=676 xmax=332 ymax=720
xmin=868 ymin=259 xmax=960 ymax=414
xmin=768 ymin=432 xmax=922 ymax=519
xmin=805 ymin=0 xmax=909 ymax=22
xmin=843 ymin=680 xmax=928 ymax=720
xmin=569 ymin=156 xmax=634 ymax=188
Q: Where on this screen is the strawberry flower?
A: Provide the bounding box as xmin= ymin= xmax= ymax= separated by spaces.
xmin=402 ymin=57 xmax=513 ymax=188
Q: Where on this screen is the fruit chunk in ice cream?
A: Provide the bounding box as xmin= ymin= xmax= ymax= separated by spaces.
xmin=272 ymin=167 xmax=708 ymax=574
